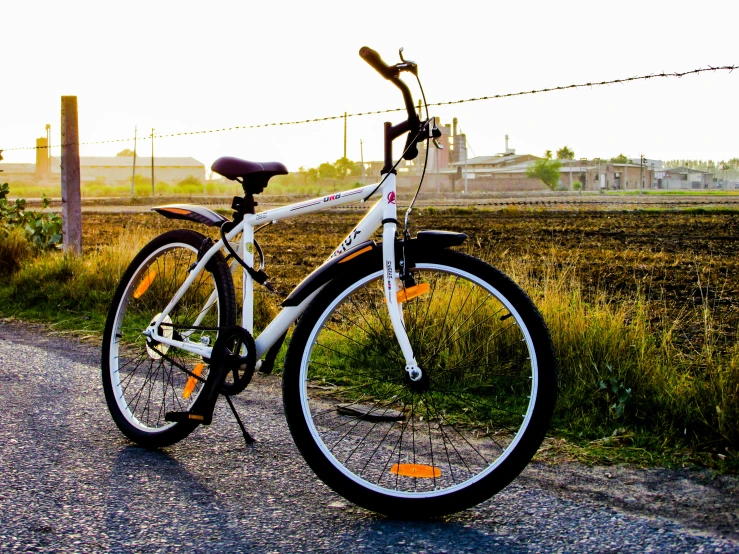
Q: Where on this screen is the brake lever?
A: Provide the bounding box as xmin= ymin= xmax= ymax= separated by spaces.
xmin=396 ymin=47 xmax=418 ymax=75
xmin=430 ymin=119 xmax=443 ymax=149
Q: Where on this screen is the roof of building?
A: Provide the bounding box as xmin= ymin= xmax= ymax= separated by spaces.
xmin=442 ymin=159 xmax=596 ymax=175
xmin=450 ymin=153 xmax=534 ymax=168
xmin=664 ymin=166 xmax=710 ymax=174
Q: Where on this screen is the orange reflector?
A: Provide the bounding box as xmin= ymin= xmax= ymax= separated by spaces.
xmin=133 ymin=270 xmax=157 ymax=299
xmin=182 ymin=363 xmax=205 ymax=399
xmin=386 ymin=282 xmax=431 ymax=305
xmin=390 ymin=463 xmax=441 ymax=478
xmin=163 ymin=208 xmax=192 ymax=215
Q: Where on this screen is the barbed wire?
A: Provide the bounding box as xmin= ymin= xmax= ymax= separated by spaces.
xmin=1 ymin=64 xmax=736 ymax=153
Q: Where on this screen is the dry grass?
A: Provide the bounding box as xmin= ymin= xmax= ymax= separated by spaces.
xmin=0 ymin=209 xmax=737 ymax=469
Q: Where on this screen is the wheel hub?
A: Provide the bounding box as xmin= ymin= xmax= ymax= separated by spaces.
xmin=405 ymin=368 xmax=430 ymax=392
xmin=145 ymin=313 xmax=173 ymax=359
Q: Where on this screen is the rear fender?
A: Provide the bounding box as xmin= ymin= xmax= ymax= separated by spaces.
xmin=152 ymin=204 xmax=228 ymax=227
xmin=281 ymin=230 xmax=466 ymax=307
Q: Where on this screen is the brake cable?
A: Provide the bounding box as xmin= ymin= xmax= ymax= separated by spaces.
xmin=403 ymin=73 xmax=432 ymax=241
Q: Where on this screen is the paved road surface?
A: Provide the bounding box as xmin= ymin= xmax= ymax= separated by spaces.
xmin=0 ymin=322 xmax=737 ymax=553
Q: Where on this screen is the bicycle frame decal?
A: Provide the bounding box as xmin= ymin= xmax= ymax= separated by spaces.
xmin=331 ymin=227 xmax=363 ymax=257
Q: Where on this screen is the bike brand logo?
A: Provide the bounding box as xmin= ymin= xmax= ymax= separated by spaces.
xmin=331 ymin=229 xmax=362 ymax=258
xmin=387 ymin=191 xmax=396 ymax=205
xmin=386 ymin=260 xmax=393 ymax=300
xmin=324 ymin=192 xmax=342 ymax=202
xmin=256 ymin=213 xmax=267 ymax=220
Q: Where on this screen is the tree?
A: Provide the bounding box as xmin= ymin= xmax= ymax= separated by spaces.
xmin=610 ymin=154 xmax=628 ymax=163
xmin=177 ymin=175 xmax=202 ymax=187
xmin=317 ymin=162 xmax=337 ymax=180
xmin=116 ymin=149 xmax=135 ymax=156
xmin=556 ymin=146 xmax=574 ymax=160
xmin=526 ymin=158 xmax=562 ymax=190
xmin=333 ymin=157 xmax=361 ymax=178
xmin=544 ymin=150 xmax=553 ymax=160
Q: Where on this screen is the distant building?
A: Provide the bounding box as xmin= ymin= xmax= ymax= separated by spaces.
xmin=0 ymin=155 xmax=206 ymax=184
xmin=439 ymin=155 xmax=662 ymax=192
xmin=51 ymin=156 xmax=206 ymax=184
xmin=659 ymin=166 xmax=713 ymax=189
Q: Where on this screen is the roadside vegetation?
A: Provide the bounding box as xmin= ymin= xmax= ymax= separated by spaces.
xmin=501 ymin=253 xmax=738 ymax=470
xmin=0 ymin=183 xmax=737 ymax=472
xmin=6 ymin=156 xmax=368 ymax=200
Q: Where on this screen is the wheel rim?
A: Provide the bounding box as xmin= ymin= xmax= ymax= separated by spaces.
xmin=299 ymin=263 xmax=539 ymax=498
xmin=109 ymin=242 xmax=221 ymax=433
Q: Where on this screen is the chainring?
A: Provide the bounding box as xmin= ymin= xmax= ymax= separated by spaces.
xmin=209 ymin=325 xmax=257 ymax=396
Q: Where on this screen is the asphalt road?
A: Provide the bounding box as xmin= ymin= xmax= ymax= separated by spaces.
xmin=0 ymin=321 xmax=737 ymax=553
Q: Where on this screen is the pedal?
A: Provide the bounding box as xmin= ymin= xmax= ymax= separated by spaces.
xmin=164 ymin=411 xmax=212 ymax=425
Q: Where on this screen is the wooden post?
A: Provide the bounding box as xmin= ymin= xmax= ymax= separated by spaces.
xmin=343 ymin=113 xmax=347 ymax=159
xmin=131 ymin=126 xmax=137 ymax=198
xmin=61 ymin=96 xmax=82 ymax=255
xmin=151 ymin=128 xmax=155 ymax=196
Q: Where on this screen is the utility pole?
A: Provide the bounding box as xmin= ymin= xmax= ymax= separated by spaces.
xmin=360 ymin=139 xmax=365 ymax=184
xmin=580 ymin=158 xmax=588 ymax=191
xmin=569 ymin=158 xmax=573 ymax=190
xmin=436 ymin=144 xmax=441 ymax=194
xmin=463 ymin=141 xmax=468 ymax=194
xmin=45 ymin=124 xmax=51 ymax=176
xmin=151 ymin=128 xmax=155 ymax=197
xmin=343 ymin=112 xmax=347 ymax=159
xmin=131 ymin=126 xmax=137 ymax=197
xmin=61 ymin=96 xmax=82 ymax=255
xmin=639 ymin=154 xmax=645 ymax=195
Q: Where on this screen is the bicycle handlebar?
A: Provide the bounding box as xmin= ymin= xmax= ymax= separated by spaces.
xmin=359 ymin=46 xmax=422 ymax=166
xmin=359 ymin=47 xmax=398 ymax=80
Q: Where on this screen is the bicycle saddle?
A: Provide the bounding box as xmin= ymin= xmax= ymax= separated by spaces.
xmin=212 ymin=156 xmax=288 ymax=194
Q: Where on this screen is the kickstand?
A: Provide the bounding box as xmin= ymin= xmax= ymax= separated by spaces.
xmin=224 ymin=395 xmax=255 ymax=445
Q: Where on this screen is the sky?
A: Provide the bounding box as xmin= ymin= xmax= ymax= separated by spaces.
xmin=2 ymin=0 xmax=737 ymax=175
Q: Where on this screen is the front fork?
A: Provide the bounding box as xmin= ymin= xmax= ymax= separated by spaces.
xmin=381 ymin=174 xmax=422 ymax=381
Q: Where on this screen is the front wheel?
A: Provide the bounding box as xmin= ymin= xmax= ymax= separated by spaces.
xmin=283 ymin=249 xmax=557 ymax=517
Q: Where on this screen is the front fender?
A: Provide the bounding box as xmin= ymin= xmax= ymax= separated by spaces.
xmin=281 ymin=230 xmax=466 ymax=307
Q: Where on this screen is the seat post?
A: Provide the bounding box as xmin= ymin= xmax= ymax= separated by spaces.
xmin=231 ymin=194 xmax=257 ymax=220
xmin=242 ymin=193 xmax=257 ymax=214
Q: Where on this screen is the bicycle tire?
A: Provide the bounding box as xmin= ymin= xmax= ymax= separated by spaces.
xmin=283 ymin=249 xmax=557 ymax=517
xmin=102 ymin=229 xmax=236 ymax=447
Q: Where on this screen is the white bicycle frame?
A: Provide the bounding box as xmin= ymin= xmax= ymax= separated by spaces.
xmin=146 ymin=172 xmax=421 ymax=376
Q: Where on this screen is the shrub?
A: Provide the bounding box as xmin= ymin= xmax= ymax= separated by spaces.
xmin=0 ymin=182 xmax=62 ymax=250
xmin=0 ymin=227 xmax=31 ymax=276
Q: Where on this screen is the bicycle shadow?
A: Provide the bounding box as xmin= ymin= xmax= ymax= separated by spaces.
xmin=101 ymin=444 xmax=255 ymax=551
xmin=101 ymin=442 xmax=531 ymax=552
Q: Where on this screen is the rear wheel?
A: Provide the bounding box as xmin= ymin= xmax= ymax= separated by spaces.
xmin=102 ymin=229 xmax=236 ymax=447
xmin=283 ymin=249 xmax=557 ymax=517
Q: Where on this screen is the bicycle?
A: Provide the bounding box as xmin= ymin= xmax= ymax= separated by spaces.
xmin=102 ymin=47 xmax=557 ymax=518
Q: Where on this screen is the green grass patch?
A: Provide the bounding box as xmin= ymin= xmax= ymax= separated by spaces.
xmin=499 ymin=254 xmax=739 ymax=472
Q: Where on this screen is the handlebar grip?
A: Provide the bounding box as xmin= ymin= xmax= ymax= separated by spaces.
xmin=359 ymin=46 xmax=397 ymax=79
xmin=403 ymin=131 xmax=419 ymax=161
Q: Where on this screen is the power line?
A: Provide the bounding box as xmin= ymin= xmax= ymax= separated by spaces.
xmin=1 ymin=64 xmax=736 ymax=153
